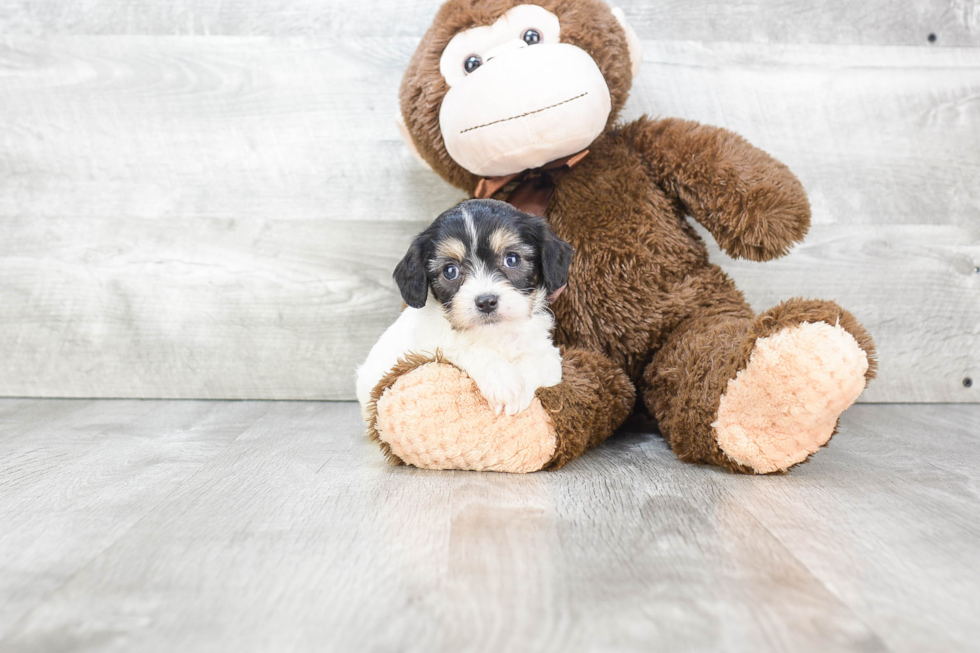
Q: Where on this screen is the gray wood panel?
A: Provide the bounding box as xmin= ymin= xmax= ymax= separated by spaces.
xmin=0 ymin=36 xmax=464 ymax=222
xmin=1 ymin=38 xmax=977 ymax=227
xmin=0 ymin=37 xmax=977 ymax=400
xmin=1 ymin=0 xmax=978 ymax=46
xmin=627 ymin=42 xmax=980 ymax=231
xmin=0 ymin=216 xmax=425 ymax=399
xmin=1 ymin=399 xmax=978 ymax=651
xmin=0 ymin=219 xmax=976 ymax=402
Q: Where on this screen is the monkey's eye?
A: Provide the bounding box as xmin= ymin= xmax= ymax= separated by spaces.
xmin=522 ymin=29 xmax=541 ymax=45
xmin=503 ymin=253 xmax=521 ymax=268
xmin=444 ymin=264 xmax=460 ymax=280
xmin=463 ymin=55 xmax=482 ymax=74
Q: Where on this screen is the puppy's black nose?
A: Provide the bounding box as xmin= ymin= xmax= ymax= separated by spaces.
xmin=475 ymin=294 xmax=498 ymax=314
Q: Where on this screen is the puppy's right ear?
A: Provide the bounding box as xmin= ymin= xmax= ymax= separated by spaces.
xmin=393 ymin=240 xmax=429 ymax=308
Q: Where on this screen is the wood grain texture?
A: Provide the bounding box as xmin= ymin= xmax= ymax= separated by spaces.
xmin=0 ymin=36 xmax=464 ymax=222
xmin=0 ymin=216 xmax=425 ymax=399
xmin=1 ymin=399 xmax=978 ymax=651
xmin=0 ymin=399 xmax=275 ymax=640
xmin=701 ymin=224 xmax=980 ymax=404
xmin=1 ymin=39 xmax=977 ymax=227
xmin=1 ymin=0 xmax=978 ymax=46
xmin=0 ymin=37 xmax=977 ymax=400
xmin=726 ymin=403 xmax=980 ymax=652
xmin=0 ymin=220 xmax=976 ymax=402
xmin=626 ymin=42 xmax=980 ymax=230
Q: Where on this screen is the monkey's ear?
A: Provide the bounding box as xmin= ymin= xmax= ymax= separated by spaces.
xmin=541 ymin=231 xmax=575 ymax=296
xmin=395 ymin=113 xmax=433 ymax=171
xmin=611 ymin=7 xmax=643 ymax=80
xmin=393 ymin=240 xmax=430 ymax=309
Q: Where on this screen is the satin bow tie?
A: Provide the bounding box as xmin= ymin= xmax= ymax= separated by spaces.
xmin=473 ymin=150 xmax=589 ymax=217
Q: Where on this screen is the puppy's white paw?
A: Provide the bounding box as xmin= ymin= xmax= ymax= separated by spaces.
xmin=470 ymin=360 xmax=526 ymax=416
xmin=515 ymin=387 xmax=538 ymax=414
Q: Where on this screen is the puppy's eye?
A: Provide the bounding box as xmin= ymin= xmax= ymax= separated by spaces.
xmin=503 ymin=253 xmax=521 ymax=268
xmin=463 ymin=55 xmax=482 ymax=74
xmin=443 ymin=264 xmax=460 ymax=280
xmin=522 ymin=29 xmax=542 ymax=45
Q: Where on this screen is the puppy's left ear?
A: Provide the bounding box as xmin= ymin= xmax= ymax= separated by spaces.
xmin=393 ymin=240 xmax=429 ymax=309
xmin=541 ymin=231 xmax=574 ymax=296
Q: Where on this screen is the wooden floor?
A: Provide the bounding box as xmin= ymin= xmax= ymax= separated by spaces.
xmin=0 ymin=400 xmax=977 ymax=652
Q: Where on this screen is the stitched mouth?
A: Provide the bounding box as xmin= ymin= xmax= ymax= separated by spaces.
xmin=459 ymin=92 xmax=589 ymax=134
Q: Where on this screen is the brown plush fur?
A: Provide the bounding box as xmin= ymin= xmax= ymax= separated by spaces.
xmin=386 ymin=0 xmax=877 ymax=473
xmin=644 ymin=298 xmax=877 ymax=473
xmin=536 ymin=348 xmax=636 ymax=469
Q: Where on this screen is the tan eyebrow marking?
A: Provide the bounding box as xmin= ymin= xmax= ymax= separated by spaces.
xmin=435 ymin=237 xmax=467 ymax=261
xmin=489 ymin=228 xmax=521 ymax=254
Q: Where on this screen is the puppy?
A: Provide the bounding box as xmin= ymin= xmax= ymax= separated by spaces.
xmin=356 ymin=199 xmax=574 ymax=419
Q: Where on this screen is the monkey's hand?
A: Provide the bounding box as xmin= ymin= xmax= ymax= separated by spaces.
xmin=625 ymin=116 xmax=811 ymax=261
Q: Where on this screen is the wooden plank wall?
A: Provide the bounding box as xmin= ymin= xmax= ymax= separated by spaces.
xmin=0 ymin=1 xmax=978 ymax=402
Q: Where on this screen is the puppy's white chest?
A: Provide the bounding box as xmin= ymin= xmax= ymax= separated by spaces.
xmin=438 ymin=313 xmax=562 ymax=415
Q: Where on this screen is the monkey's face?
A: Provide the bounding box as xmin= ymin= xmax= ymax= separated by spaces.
xmin=438 ymin=4 xmax=610 ymax=177
xmin=400 ymin=0 xmax=640 ymax=186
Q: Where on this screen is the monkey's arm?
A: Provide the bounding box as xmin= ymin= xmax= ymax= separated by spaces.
xmin=624 ymin=116 xmax=810 ymax=261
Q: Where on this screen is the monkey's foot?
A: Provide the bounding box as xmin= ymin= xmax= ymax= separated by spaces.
xmin=365 ymin=349 xmax=634 ymax=473
xmin=371 ymin=359 xmax=556 ymax=473
xmin=713 ymin=315 xmax=872 ymax=474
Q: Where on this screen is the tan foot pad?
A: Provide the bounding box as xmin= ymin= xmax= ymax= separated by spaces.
xmin=375 ymin=362 xmax=557 ymax=473
xmin=713 ymin=321 xmax=869 ymax=474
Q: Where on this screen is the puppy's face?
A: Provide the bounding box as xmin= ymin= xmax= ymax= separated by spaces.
xmin=394 ymin=199 xmax=574 ymax=329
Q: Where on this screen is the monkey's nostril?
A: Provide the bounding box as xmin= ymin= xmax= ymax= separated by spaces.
xmin=475 ymin=294 xmax=498 ymax=313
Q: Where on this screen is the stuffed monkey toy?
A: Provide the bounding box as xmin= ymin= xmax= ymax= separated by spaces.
xmin=365 ymin=0 xmax=876 ymax=474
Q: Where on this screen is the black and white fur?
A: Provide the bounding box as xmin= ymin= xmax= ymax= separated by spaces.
xmin=356 ymin=199 xmax=574 ymax=417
